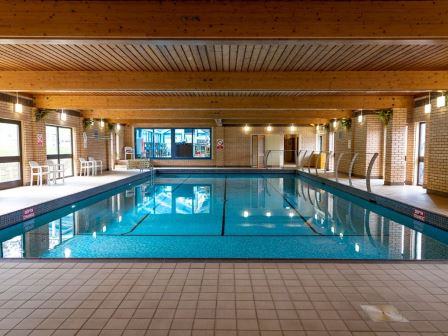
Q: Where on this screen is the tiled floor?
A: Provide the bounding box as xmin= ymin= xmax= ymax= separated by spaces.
xmin=0 ymin=171 xmax=141 ymax=216
xmin=0 ymin=261 xmax=447 ymax=335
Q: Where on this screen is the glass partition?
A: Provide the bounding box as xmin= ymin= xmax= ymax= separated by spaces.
xmin=134 ymin=128 xmax=211 ymax=159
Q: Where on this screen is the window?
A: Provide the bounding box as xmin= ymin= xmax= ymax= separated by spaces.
xmin=174 ymin=128 xmax=193 ymax=158
xmin=134 ymin=128 xmax=211 ymax=159
xmin=46 ymin=125 xmax=74 ymax=177
xmin=154 ymin=129 xmax=172 ymax=158
xmin=0 ymin=119 xmax=22 ymax=189
xmin=193 ymin=129 xmax=211 ymax=158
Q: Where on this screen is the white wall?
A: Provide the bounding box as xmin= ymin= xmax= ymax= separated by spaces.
xmin=265 ymin=134 xmax=284 ymax=167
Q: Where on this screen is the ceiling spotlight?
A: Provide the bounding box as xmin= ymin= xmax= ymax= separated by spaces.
xmin=266 ymin=125 xmax=273 ymax=132
xmin=14 ymin=92 xmax=22 ymax=113
xmin=332 ymin=120 xmax=338 ymax=128
xmin=243 ymin=124 xmax=250 ymax=133
xmin=116 ymin=123 xmax=121 ymax=131
xmin=100 ymin=119 xmax=105 ymax=128
xmin=290 ymin=124 xmax=296 ymax=132
xmin=357 ymin=110 xmax=363 ymax=123
xmin=60 ymin=109 xmax=67 ymax=121
xmin=425 ymin=92 xmax=432 ymax=114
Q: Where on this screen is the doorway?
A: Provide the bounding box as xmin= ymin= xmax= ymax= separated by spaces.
xmin=416 ymin=122 xmax=426 ymax=186
xmin=0 ymin=118 xmax=22 ymax=190
xmin=46 ymin=125 xmax=74 ymax=177
xmin=283 ymin=134 xmax=297 ymax=165
xmin=251 ymin=135 xmax=265 ymax=167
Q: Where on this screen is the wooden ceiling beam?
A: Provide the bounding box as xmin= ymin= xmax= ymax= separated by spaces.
xmin=2 ymin=71 xmax=447 ymax=92
xmin=107 ymin=118 xmax=327 ymax=126
xmin=36 ymin=95 xmax=412 ymax=110
xmin=82 ymin=110 xmax=351 ymax=120
xmin=1 ymin=1 xmax=448 ymax=39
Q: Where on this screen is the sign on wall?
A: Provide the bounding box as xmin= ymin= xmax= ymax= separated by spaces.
xmin=36 ymin=134 xmax=43 ymax=147
xmin=83 ymin=132 xmax=88 ymax=149
xmin=216 ymin=139 xmax=224 ymax=151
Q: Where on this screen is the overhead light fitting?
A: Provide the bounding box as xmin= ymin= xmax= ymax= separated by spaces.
xmin=290 ymin=124 xmax=297 ymax=132
xmin=60 ymin=109 xmax=67 ymax=121
xmin=437 ymin=93 xmax=446 ymax=108
xmin=100 ymin=119 xmax=105 ymax=128
xmin=116 ymin=124 xmax=121 ymax=131
xmin=243 ymin=124 xmax=250 ymax=133
xmin=266 ymin=125 xmax=273 ymax=132
xmin=14 ymin=92 xmax=22 ymax=113
xmin=424 ymin=92 xmax=432 ymax=114
xmin=332 ymin=120 xmax=338 ymax=128
xmin=357 ymin=110 xmax=363 ymax=123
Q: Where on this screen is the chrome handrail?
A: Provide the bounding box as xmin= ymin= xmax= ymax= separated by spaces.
xmin=302 ymin=151 xmax=380 ymax=193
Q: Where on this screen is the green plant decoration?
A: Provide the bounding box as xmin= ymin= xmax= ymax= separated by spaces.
xmin=378 ymin=108 xmax=393 ymax=126
xmin=83 ymin=118 xmax=95 ymax=130
xmin=340 ymin=118 xmax=352 ymax=130
xmin=34 ymin=108 xmax=52 ymax=122
xmin=107 ymin=122 xmax=115 ymax=131
xmin=324 ymin=123 xmax=330 ymax=131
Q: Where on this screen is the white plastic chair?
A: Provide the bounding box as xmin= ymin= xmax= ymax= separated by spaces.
xmin=29 ymin=161 xmax=50 ymax=186
xmin=88 ymin=157 xmax=103 ymax=175
xmin=79 ymin=158 xmax=94 ymax=176
xmin=47 ymin=161 xmax=65 ymax=184
xmin=124 ymin=147 xmax=135 ymax=160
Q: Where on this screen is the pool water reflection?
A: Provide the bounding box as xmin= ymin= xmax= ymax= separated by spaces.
xmin=1 ymin=174 xmax=448 ymax=259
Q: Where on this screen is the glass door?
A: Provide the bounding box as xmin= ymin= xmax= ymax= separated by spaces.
xmin=0 ymin=119 xmax=22 ymax=189
xmin=417 ymin=122 xmax=426 ymax=186
xmin=46 ymin=125 xmax=74 ymax=177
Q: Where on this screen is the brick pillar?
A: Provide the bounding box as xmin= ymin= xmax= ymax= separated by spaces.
xmin=351 ymin=115 xmax=383 ymax=178
xmin=214 ymin=126 xmax=224 ymax=167
xmin=384 ymin=108 xmax=407 ymax=185
xmin=426 ymin=102 xmax=448 ymax=195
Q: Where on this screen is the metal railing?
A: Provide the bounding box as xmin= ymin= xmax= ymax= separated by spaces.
xmin=267 ymin=149 xmax=380 ymax=193
xmin=264 ymin=149 xmax=299 ymax=168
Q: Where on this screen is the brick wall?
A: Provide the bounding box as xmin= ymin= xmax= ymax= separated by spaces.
xmin=384 ymin=108 xmax=408 ymax=185
xmin=426 ymin=99 xmax=448 ymax=195
xmin=351 ymin=115 xmax=384 ymax=178
xmin=334 ymin=126 xmax=352 ymax=174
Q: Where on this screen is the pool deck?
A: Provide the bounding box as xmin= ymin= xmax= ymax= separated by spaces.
xmin=0 ymin=260 xmax=447 ymax=335
xmin=0 ymin=171 xmax=153 ymax=229
xmin=0 ymin=171 xmax=144 ymax=217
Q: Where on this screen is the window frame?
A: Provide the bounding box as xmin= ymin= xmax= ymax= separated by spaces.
xmin=134 ymin=127 xmax=212 ymax=160
xmin=0 ymin=118 xmax=23 ymax=190
xmin=45 ymin=125 xmax=74 ymax=177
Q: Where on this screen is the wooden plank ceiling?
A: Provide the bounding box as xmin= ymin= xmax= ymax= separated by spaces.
xmin=1 ymin=41 xmax=448 ymax=72
xmin=3 ymin=0 xmax=447 ymax=125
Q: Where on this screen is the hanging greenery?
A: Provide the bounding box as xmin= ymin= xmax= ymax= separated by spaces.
xmin=107 ymin=122 xmax=115 ymax=131
xmin=33 ymin=108 xmax=53 ymax=122
xmin=324 ymin=123 xmax=330 ymax=131
xmin=378 ymin=108 xmax=393 ymax=126
xmin=83 ymin=118 xmax=95 ymax=130
xmin=340 ymin=118 xmax=352 ymax=130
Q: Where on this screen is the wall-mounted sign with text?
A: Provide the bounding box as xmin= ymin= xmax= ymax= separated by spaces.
xmin=216 ymin=139 xmax=224 ymax=151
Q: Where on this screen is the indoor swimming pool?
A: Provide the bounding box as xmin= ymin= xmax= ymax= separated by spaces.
xmin=1 ymin=173 xmax=447 ymax=260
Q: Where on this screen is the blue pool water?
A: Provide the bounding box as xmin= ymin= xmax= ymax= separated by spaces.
xmin=1 ymin=173 xmax=448 ymax=259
